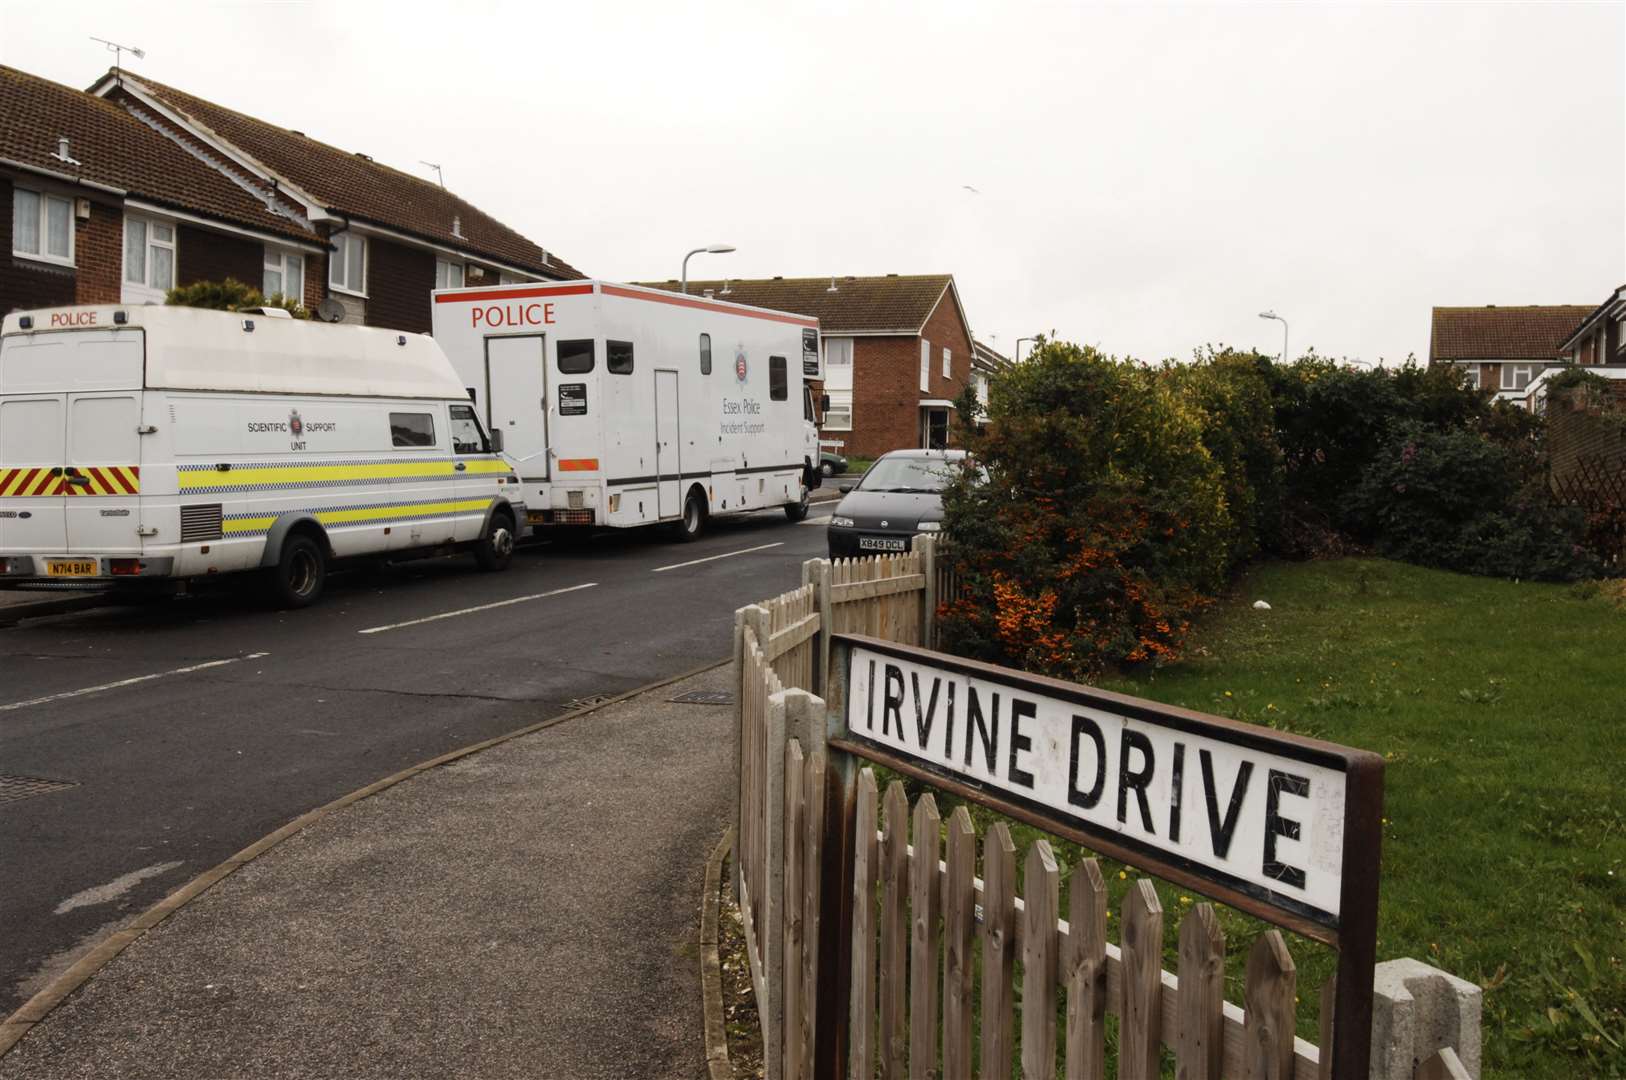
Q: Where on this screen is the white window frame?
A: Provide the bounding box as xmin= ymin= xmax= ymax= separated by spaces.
xmin=919 ymin=339 xmax=931 ymax=393
xmin=942 ymin=346 xmax=951 ymax=379
xmin=1500 ymin=363 xmax=1534 ymax=391
xmin=328 ymin=231 xmax=367 ymax=297
xmin=263 ymin=247 xmax=305 ymax=303
xmin=1615 ymin=313 xmax=1626 ymax=354
xmin=822 ymin=389 xmax=853 ymax=431
xmin=122 ymin=214 xmax=176 ymax=301
xmin=1462 ymin=364 xmax=1480 ymax=391
xmin=12 ymin=187 xmax=75 ymax=266
xmin=435 ymin=258 xmax=465 ymax=291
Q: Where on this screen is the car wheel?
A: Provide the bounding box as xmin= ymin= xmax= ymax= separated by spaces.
xmin=474 ymin=511 xmax=516 ymax=572
xmin=673 ymin=491 xmax=706 ymax=542
xmin=268 ymin=534 xmax=326 ymax=609
xmin=820 ymin=461 xmax=834 ymax=477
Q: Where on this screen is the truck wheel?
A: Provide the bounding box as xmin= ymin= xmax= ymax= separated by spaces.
xmin=269 ymin=535 xmax=326 ymax=609
xmin=474 ymin=511 xmax=516 ymax=572
xmin=674 ymin=491 xmax=706 ymax=542
xmin=784 ymin=493 xmax=810 ymax=522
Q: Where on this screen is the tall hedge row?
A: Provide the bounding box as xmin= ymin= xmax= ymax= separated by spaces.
xmin=938 ymin=344 xmax=1594 ymax=677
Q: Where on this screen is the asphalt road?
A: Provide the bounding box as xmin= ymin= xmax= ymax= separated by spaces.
xmin=0 ymin=502 xmax=834 ymax=1015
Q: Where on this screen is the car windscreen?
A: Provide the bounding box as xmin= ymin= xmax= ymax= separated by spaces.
xmin=858 ymin=456 xmax=960 ymax=493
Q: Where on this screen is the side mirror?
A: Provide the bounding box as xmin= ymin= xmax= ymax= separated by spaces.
xmin=820 ymin=394 xmax=831 ymax=412
xmin=489 ymin=429 xmax=504 ymax=453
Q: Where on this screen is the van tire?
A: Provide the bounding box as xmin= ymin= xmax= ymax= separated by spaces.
xmin=784 ymin=493 xmax=810 ymax=522
xmin=674 ymin=491 xmax=706 ymax=543
xmin=269 ymin=535 xmax=326 ymax=609
xmin=474 ymin=510 xmax=516 ymax=572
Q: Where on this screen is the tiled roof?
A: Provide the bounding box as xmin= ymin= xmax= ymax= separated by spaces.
xmin=1429 ymin=305 xmax=1594 ymax=362
xmin=637 ymin=275 xmax=953 ymax=334
xmin=0 ymin=66 xmax=317 ymax=243
xmin=1557 ymin=285 xmax=1626 ymax=350
xmin=973 ymin=339 xmax=1011 ymax=371
xmin=116 ymin=71 xmax=582 ymax=279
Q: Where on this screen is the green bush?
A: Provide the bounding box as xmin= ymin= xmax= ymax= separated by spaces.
xmin=1351 ymin=424 xmax=1597 ymax=581
xmin=165 ymin=277 xmax=309 ymax=319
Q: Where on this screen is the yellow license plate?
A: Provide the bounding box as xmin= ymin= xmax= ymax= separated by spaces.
xmin=45 ymin=559 xmax=98 ymax=578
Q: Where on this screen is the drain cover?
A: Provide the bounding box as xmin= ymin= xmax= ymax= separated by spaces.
xmin=0 ymin=775 xmax=78 ymax=805
xmin=669 ymin=690 xmax=734 ymax=705
xmin=564 ymin=694 xmax=614 ymax=711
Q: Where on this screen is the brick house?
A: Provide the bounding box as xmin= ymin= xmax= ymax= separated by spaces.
xmin=3 ymin=66 xmax=324 ymax=316
xmin=1556 ymin=285 xmax=1626 ymax=368
xmin=1427 ymin=304 xmax=1594 ymax=404
xmin=3 ymin=64 xmax=581 ymax=330
xmin=641 ymin=275 xmax=975 ymax=458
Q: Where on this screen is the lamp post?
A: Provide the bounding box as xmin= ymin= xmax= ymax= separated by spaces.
xmin=1258 ymin=310 xmax=1289 ymax=363
xmin=681 ymin=245 xmax=736 ymax=294
xmin=1014 ymin=336 xmax=1035 ymax=363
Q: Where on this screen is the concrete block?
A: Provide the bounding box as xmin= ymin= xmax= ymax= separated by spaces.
xmin=1369 ymin=957 xmax=1482 ymax=1079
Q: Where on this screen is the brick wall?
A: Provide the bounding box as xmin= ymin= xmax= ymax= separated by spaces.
xmin=74 ymin=198 xmax=122 ymax=304
xmin=176 ymin=223 xmax=262 ymax=291
xmin=844 ymin=288 xmax=975 ymax=458
xmin=363 ymin=235 xmax=434 ymax=332
xmin=1547 ymin=385 xmax=1626 ymax=507
xmin=1 ymin=175 xmax=78 ymax=314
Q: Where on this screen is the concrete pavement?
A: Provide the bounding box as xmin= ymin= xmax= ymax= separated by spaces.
xmin=0 ymin=662 xmax=738 ymax=1080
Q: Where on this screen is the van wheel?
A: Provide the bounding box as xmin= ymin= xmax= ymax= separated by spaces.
xmin=674 ymin=491 xmax=706 ymax=542
xmin=269 ymin=535 xmax=326 ymax=609
xmin=474 ymin=511 xmax=516 ymax=572
xmin=784 ymin=493 xmax=810 ymax=522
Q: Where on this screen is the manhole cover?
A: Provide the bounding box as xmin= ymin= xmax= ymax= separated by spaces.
xmin=0 ymin=775 xmax=78 ymax=805
xmin=670 ymin=690 xmax=734 ymax=705
xmin=564 ymin=694 xmax=614 ymax=711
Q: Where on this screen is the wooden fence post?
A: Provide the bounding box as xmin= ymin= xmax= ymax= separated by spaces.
xmin=808 ymin=558 xmax=833 ymax=698
xmin=1244 ymin=931 xmax=1297 ymax=1080
xmin=782 ymin=740 xmax=807 ymax=1080
xmin=1021 ymin=840 xmax=1061 ymax=1080
xmin=797 ymin=749 xmax=828 ymax=1080
xmin=978 ymin=822 xmax=1017 ymax=1079
xmin=760 ymin=689 xmax=790 ymax=1080
xmin=1065 ymin=857 xmax=1107 ymax=1080
xmin=878 ymin=781 xmax=910 ymax=1080
xmin=917 ymin=533 xmax=937 ymax=649
xmin=908 ymin=795 xmax=942 ymax=1080
xmin=1176 ymin=903 xmax=1226 ymax=1080
xmin=1119 ymin=880 xmax=1165 ymax=1080
xmin=732 ymin=606 xmax=747 ymax=903
xmin=942 ymin=808 xmax=976 ymax=1080
xmin=848 ymin=768 xmax=879 ymax=1080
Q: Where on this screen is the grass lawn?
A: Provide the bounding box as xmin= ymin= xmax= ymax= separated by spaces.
xmin=905 ymin=558 xmax=1623 ymax=1078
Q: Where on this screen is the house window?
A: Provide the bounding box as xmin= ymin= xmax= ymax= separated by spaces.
xmin=435 ymin=259 xmax=464 ymax=290
xmin=822 ymin=390 xmax=853 ymax=430
xmin=123 ymin=216 xmax=175 ymax=295
xmin=823 ymin=337 xmax=853 ymax=392
xmin=942 ymin=346 xmax=951 ymax=379
xmin=329 ymin=231 xmax=366 ymax=295
xmin=769 ymin=355 xmax=787 ymax=400
xmin=264 ymin=248 xmax=304 ymax=303
xmin=12 ymin=188 xmax=73 ymax=266
xmin=700 ymin=333 xmax=712 ymax=375
xmin=1462 ymin=365 xmax=1480 ymax=391
xmin=1500 ymin=364 xmax=1534 ymax=391
xmin=919 ymin=339 xmax=931 ymax=393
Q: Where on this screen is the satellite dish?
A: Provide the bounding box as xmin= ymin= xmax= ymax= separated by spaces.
xmin=316 ymin=297 xmax=346 ymax=324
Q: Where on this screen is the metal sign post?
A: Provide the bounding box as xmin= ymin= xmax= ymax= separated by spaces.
xmin=824 ymin=633 xmax=1384 ymax=1080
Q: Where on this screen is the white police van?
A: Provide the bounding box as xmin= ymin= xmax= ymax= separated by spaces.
xmin=0 ymin=304 xmax=521 ymax=607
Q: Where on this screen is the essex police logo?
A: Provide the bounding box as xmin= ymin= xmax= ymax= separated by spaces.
xmin=735 ymin=348 xmax=748 ymax=383
xmin=289 ymin=409 xmax=303 ymax=437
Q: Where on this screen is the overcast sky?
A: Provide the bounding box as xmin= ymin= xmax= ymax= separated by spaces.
xmin=5 ymin=1 xmax=1622 ymax=363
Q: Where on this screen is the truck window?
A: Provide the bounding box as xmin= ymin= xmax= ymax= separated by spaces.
xmin=608 ymin=340 xmax=634 ymax=375
xmin=803 ymin=385 xmax=815 ymax=422
xmin=449 ymin=404 xmax=491 ymax=454
xmin=769 ymin=355 xmax=787 ymax=401
xmin=558 ymin=339 xmax=594 ymax=374
xmin=390 ymin=412 xmax=435 ymax=448
xmin=700 ymin=333 xmax=712 ymax=375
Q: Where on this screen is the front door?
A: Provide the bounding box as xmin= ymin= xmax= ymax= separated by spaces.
xmin=0 ymin=395 xmax=67 ymax=554
xmin=485 ymin=334 xmax=548 ymax=479
xmin=64 ymin=393 xmax=143 ymax=552
xmin=654 ymin=370 xmax=681 ymax=518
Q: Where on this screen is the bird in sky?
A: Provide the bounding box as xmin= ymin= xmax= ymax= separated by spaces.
xmin=962 ymin=184 xmax=981 ymax=194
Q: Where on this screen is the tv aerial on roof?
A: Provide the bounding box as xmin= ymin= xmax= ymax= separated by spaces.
xmin=90 ymin=37 xmax=145 ymax=77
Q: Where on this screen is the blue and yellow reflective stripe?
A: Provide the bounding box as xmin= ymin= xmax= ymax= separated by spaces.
xmin=223 ymin=497 xmax=495 ymax=538
xmin=179 ymin=457 xmax=511 ymax=495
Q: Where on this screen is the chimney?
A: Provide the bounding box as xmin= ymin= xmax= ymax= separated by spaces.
xmin=52 ymin=136 xmax=80 ymax=166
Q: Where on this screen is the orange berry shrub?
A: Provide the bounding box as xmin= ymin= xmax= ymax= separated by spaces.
xmin=939 ymin=342 xmax=1234 ymax=679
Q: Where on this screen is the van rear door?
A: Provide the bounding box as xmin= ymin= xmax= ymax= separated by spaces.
xmin=0 ymin=327 xmax=144 ymax=558
xmin=0 ymin=395 xmax=67 ymax=554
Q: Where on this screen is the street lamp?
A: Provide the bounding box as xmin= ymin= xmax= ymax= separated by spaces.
xmin=1014 ymin=336 xmax=1035 ymax=363
xmin=1258 ymin=310 xmax=1289 ymax=363
xmin=681 ymin=245 xmax=736 ymax=294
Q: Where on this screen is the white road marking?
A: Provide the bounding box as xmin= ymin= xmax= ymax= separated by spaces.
xmin=54 ymin=861 xmax=184 ymax=915
xmin=651 ymin=542 xmax=785 ymax=573
xmin=0 ymin=653 xmax=269 ymax=714
xmin=357 ymin=582 xmax=599 ymax=634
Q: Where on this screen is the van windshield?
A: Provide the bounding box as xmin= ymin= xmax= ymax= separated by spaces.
xmin=858 ymin=456 xmax=960 ymax=494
